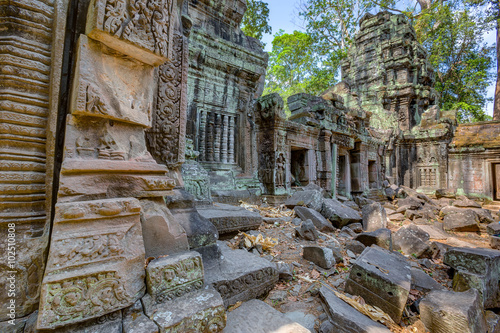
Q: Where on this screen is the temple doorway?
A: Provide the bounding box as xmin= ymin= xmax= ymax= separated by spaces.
xmin=291 ymin=148 xmax=309 ymax=186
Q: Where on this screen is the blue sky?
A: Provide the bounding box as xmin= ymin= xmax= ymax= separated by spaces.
xmin=259 ymin=0 xmax=497 ymax=116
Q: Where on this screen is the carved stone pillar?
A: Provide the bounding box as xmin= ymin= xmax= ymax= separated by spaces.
xmin=228 ymin=116 xmax=235 ymax=164
xmin=206 ymin=112 xmax=214 ymax=162
xmin=221 ymin=114 xmax=229 ymax=163
xmin=214 ymin=113 xmax=221 ymax=162
xmin=199 ymin=110 xmax=207 ymax=161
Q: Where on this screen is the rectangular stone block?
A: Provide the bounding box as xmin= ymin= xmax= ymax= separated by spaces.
xmin=146 ymin=251 xmax=204 ymax=302
xmin=444 ymin=247 xmax=500 ymax=308
xmin=70 ymin=35 xmax=155 ymax=127
xmin=197 ymin=203 xmax=263 ymax=234
xmin=86 ymin=0 xmax=175 ymax=65
xmin=37 ymin=198 xmax=146 ymax=329
xmin=344 ymin=246 xmax=411 ymax=323
xmin=143 ymin=286 xmax=226 ymax=333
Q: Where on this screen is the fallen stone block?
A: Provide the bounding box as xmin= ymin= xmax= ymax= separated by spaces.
xmin=397 ymin=196 xmax=424 ymax=210
xmin=393 ymin=224 xmax=433 ymax=258
xmin=485 ymin=310 xmax=500 ymax=333
xmin=362 ymin=202 xmax=387 ymax=232
xmin=388 ymin=213 xmax=405 ymax=222
xmin=453 ymin=196 xmax=482 ymax=208
xmin=275 ymin=261 xmax=293 ymax=281
xmin=223 ymin=299 xmax=310 ymax=333
xmin=345 ymin=246 xmax=411 ymax=323
xmin=487 ymin=222 xmax=500 ymax=235
xmin=285 ymin=190 xmax=324 ymax=212
xmin=410 ymin=268 xmax=444 ymax=293
xmin=344 ymin=239 xmax=366 ymax=255
xmin=441 ymin=205 xmax=494 ymax=224
xmin=303 ymin=246 xmax=336 ymax=269
xmin=444 ymin=247 xmax=500 ymax=308
xmin=419 ymin=289 xmax=486 ymax=333
xmin=355 ymin=228 xmax=392 ymax=250
xmin=443 ymin=209 xmax=480 ymax=232
xmin=348 ymin=222 xmax=363 ymax=233
xmin=197 ymin=203 xmax=263 ymax=235
xmin=143 ymin=286 xmax=226 ymax=332
xmin=295 ymin=219 xmax=319 ymax=241
xmin=295 ymin=206 xmax=334 ymax=232
xmin=321 ymin=199 xmax=362 ymax=228
xmin=319 ymin=286 xmax=391 ymax=333
xmin=415 ymin=224 xmax=450 ymax=240
xmin=204 ymin=242 xmax=278 ymax=307
xmin=146 ymin=251 xmax=204 ymax=303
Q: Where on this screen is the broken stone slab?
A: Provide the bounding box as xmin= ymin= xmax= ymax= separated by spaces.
xmin=204 ymin=242 xmax=278 ymax=307
xmin=393 ymin=224 xmax=433 ymax=258
xmin=223 ymin=299 xmax=310 ymax=333
xmin=139 ymin=198 xmax=189 ymax=258
xmin=284 ymin=311 xmax=316 ymax=332
xmin=165 ymin=189 xmax=219 ymax=252
xmin=362 ymin=202 xmax=387 ymax=231
xmin=344 ymin=239 xmax=366 ymax=255
xmin=295 ymin=219 xmax=319 ymax=241
xmin=33 ymin=310 xmax=123 ymax=333
xmin=295 ymin=206 xmax=334 ymax=232
xmin=355 ymin=228 xmax=392 ymax=250
xmin=343 ymin=201 xmax=361 ymax=211
xmin=441 ymin=205 xmax=494 ymax=224
xmin=275 ymin=262 xmax=293 ymax=281
xmin=321 ymin=198 xmax=362 ymax=229
xmin=397 ymin=196 xmax=424 ymax=210
xmin=410 ymin=268 xmax=445 ymax=293
xmin=146 ymin=251 xmax=204 ymax=303
xmin=303 ymin=246 xmax=336 ymax=269
xmin=388 ymin=213 xmax=405 ymax=222
xmin=485 ymin=310 xmax=500 ymax=333
xmin=444 ymin=247 xmax=500 ymax=309
xmin=345 ymin=246 xmax=411 ymax=323
xmin=491 ymin=235 xmax=500 ymax=250
xmin=348 ymin=222 xmax=364 ymax=233
xmin=142 ymin=286 xmax=226 ymax=332
xmin=339 ymin=226 xmax=357 ymax=239
xmin=285 ymin=190 xmax=324 ymax=212
xmin=319 ymin=286 xmax=391 ymax=333
xmin=197 ymin=203 xmax=263 ymax=235
xmin=123 ymin=300 xmax=159 ymax=333
xmin=415 ymin=224 xmax=450 ymax=240
xmin=37 ymin=198 xmax=146 ymax=330
xmin=488 ymin=222 xmax=500 ymax=235
xmin=419 ymin=289 xmax=487 ymax=333
xmin=443 ymin=209 xmax=480 ymax=232
xmin=453 ymin=196 xmax=482 ymax=208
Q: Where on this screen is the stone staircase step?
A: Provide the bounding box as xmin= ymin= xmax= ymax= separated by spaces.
xmin=142 ymin=286 xmax=226 ymax=332
xmin=204 ymin=242 xmax=278 ymax=307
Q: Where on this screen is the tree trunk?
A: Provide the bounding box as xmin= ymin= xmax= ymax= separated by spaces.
xmin=494 ymin=19 xmax=500 ymax=120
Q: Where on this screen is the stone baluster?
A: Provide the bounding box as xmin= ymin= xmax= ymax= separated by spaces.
xmin=199 ymin=110 xmax=207 ymax=161
xmin=207 ymin=111 xmax=214 ymax=162
xmin=221 ymin=114 xmax=228 ymax=163
xmin=228 ymin=115 xmax=235 ymax=163
xmin=214 ymin=114 xmax=221 ymax=162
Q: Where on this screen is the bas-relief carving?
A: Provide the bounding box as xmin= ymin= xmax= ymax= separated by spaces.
xmin=146 ymin=252 xmax=204 ymax=302
xmin=38 ymin=198 xmax=146 ymax=329
xmin=146 ymin=33 xmax=188 ymax=170
xmin=161 ymin=307 xmax=226 ymax=333
xmin=87 ymin=0 xmax=176 ymax=65
xmin=71 ymin=35 xmax=155 ymax=127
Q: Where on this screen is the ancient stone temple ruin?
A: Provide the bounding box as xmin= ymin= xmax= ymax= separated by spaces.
xmin=1 ymin=1 xmax=500 ymax=332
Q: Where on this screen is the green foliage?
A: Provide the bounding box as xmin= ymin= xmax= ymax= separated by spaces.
xmin=264 ymin=30 xmax=338 ymax=107
xmin=412 ymin=0 xmax=495 ymax=122
xmin=241 ymin=0 xmax=272 ymax=41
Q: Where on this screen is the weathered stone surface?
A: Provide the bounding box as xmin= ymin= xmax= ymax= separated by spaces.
xmin=491 ymin=235 xmax=500 ymax=250
xmin=37 ymin=198 xmax=146 ymax=329
xmin=295 ymin=219 xmax=319 ymax=241
xmin=123 ymin=301 xmax=158 ymax=333
xmin=86 ymin=0 xmax=177 ymax=65
xmin=361 ymin=202 xmax=387 ymax=231
xmin=487 ymin=222 xmax=500 ymax=235
xmin=419 ymin=289 xmax=486 ymax=333
xmin=388 ymin=213 xmax=405 ymax=222
xmin=321 ymin=199 xmax=362 ymax=228
xmin=303 ymin=246 xmax=336 ymax=269
xmin=143 ymin=286 xmax=226 ymax=332
xmin=415 ymin=224 xmax=450 ymax=240
xmin=355 ymin=228 xmax=392 ymax=250
xmin=453 ymin=196 xmax=482 ymax=208
xmin=344 ymin=239 xmax=366 ymax=255
xmin=40 ymin=310 xmax=123 ymax=333
xmin=348 ymin=222 xmax=364 ymax=233
xmin=204 ymin=242 xmax=278 ymax=307
xmin=485 ymin=310 xmax=500 ymax=333
xmin=319 ymin=286 xmax=391 ymax=333
xmin=146 ymin=251 xmax=204 ymax=303
xmin=285 ymin=190 xmax=324 ymax=212
xmin=410 ymin=268 xmax=444 ymax=293
xmin=393 ymin=224 xmax=433 ymax=258
xmin=441 ymin=205 xmax=494 ymax=224
xmin=295 ymin=206 xmax=334 ymax=232
xmin=139 ymin=198 xmax=189 ymax=258
xmin=197 ymin=203 xmax=263 ymax=235
xmin=397 ymin=196 xmax=424 ymax=210
xmin=444 ymin=247 xmax=500 ymax=308
xmin=275 ymin=262 xmax=293 ymax=281
xmin=345 ymin=246 xmax=411 ymax=323
xmin=223 ymin=299 xmax=310 ymax=333
xmin=0 ymin=317 xmax=25 ymax=333
xmin=443 ymin=209 xmax=480 ymax=232
xmin=165 ymin=190 xmax=219 ymax=250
